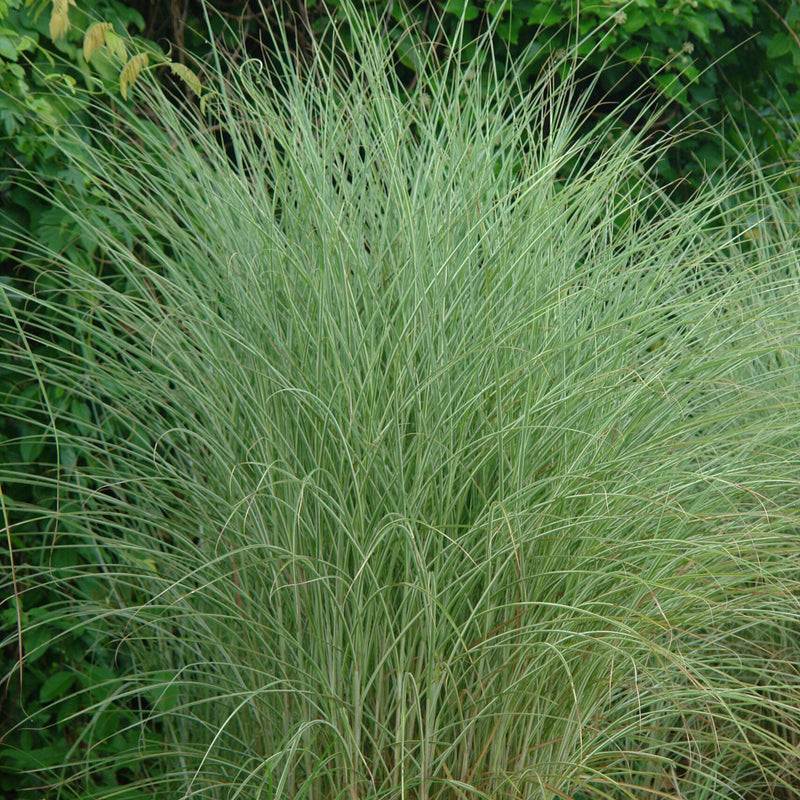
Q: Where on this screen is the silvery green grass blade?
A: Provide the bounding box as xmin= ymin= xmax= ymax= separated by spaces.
xmin=2 ymin=5 xmax=800 ymax=799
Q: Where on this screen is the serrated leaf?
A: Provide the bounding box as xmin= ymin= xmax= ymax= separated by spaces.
xmin=104 ymin=28 xmax=127 ymax=62
xmin=170 ymin=61 xmax=202 ymax=96
xmin=83 ymin=21 xmax=112 ymax=63
xmin=119 ymin=52 xmax=148 ymax=99
xmin=39 ymin=670 xmax=75 ymax=702
xmin=49 ymin=0 xmax=76 ymax=41
xmin=49 ymin=11 xmax=68 ymax=40
xmin=200 ymin=91 xmax=218 ymax=116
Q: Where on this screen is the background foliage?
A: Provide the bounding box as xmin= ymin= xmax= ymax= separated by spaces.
xmin=1 ymin=3 xmax=165 ymax=795
xmin=2 ymin=0 xmax=798 ymax=262
xmin=315 ymin=0 xmax=800 ymax=187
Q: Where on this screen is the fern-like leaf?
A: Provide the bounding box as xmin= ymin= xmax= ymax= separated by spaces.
xmin=119 ymin=52 xmax=149 ymax=100
xmin=169 ymin=62 xmax=203 ymax=97
xmin=83 ymin=21 xmax=112 ymax=62
xmin=104 ymin=29 xmax=128 ymax=62
xmin=49 ymin=0 xmax=76 ymax=41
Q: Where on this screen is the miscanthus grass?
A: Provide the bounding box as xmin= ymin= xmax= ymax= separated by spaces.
xmin=3 ymin=11 xmax=800 ymax=800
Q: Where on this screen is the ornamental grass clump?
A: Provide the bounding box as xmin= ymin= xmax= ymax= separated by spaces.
xmin=2 ymin=9 xmax=800 ymax=800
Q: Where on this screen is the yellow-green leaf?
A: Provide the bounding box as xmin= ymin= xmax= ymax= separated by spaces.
xmin=83 ymin=21 xmax=112 ymax=63
xmin=49 ymin=0 xmax=76 ymax=41
xmin=199 ymin=91 xmax=218 ymax=116
xmin=119 ymin=52 xmax=148 ymax=100
xmin=104 ymin=29 xmax=127 ymax=62
xmin=170 ymin=61 xmax=203 ymax=97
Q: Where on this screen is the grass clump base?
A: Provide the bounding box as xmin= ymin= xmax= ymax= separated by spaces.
xmin=2 ymin=9 xmax=800 ymax=800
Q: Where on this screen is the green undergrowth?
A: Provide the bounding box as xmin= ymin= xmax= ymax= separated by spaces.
xmin=2 ymin=8 xmax=800 ymax=799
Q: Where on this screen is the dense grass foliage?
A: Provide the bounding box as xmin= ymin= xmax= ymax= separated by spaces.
xmin=317 ymin=0 xmax=800 ymax=190
xmin=3 ymin=13 xmax=800 ymax=800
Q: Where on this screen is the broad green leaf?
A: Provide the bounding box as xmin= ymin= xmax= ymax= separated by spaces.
xmin=620 ymin=44 xmax=645 ymax=62
xmin=442 ymin=0 xmax=480 ymax=20
xmin=767 ymin=32 xmax=794 ymax=58
xmin=0 ymin=33 xmax=18 ymax=58
xmin=622 ymin=9 xmax=649 ymax=33
xmin=19 ymin=436 xmax=44 ymax=462
xmin=39 ymin=669 xmax=75 ymax=703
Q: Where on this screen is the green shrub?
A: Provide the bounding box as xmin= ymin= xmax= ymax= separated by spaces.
xmin=0 ymin=3 xmax=206 ymax=793
xmin=315 ymin=0 xmax=800 ymax=190
xmin=3 ymin=7 xmax=800 ymax=799
xmin=1 ymin=0 xmax=138 ymax=260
